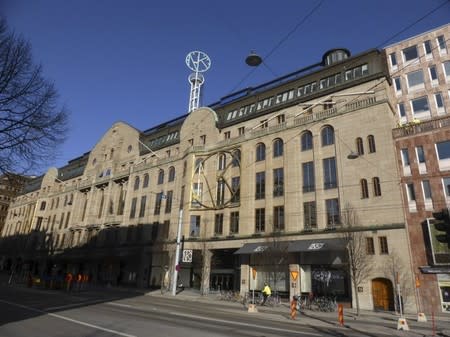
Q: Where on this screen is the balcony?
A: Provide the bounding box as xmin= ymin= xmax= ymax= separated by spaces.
xmin=392 ymin=115 xmax=450 ymax=139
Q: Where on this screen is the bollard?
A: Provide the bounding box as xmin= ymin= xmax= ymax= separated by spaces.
xmin=290 ymin=296 xmax=298 ymax=320
xmin=397 ymin=317 xmax=409 ymax=331
xmin=338 ymin=304 xmax=344 ymax=326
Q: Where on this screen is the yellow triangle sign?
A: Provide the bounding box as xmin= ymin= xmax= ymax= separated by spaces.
xmin=290 ymin=271 xmax=299 ymax=281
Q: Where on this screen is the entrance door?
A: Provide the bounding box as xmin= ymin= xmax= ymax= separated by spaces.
xmin=372 ymin=278 xmax=394 ymax=311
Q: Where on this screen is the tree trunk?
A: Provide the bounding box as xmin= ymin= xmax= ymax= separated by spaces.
xmin=353 ymin=280 xmax=360 ymax=316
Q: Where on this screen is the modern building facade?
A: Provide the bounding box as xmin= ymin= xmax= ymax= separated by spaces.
xmin=385 ymin=23 xmax=450 ymax=313
xmin=0 ymin=47 xmax=416 ymax=312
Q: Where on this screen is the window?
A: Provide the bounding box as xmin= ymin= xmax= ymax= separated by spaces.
xmin=255 ymin=208 xmax=265 ymax=233
xmin=139 ymin=196 xmax=147 ymax=218
xmin=154 ymin=192 xmax=163 ymax=215
xmin=373 ymin=177 xmax=381 ymax=197
xmin=436 ymin=141 xmax=450 ymax=160
xmin=321 ymin=126 xmax=334 ymax=146
xmin=143 ymin=174 xmax=149 ymax=188
xmin=389 ymin=53 xmax=397 ymax=67
xmin=394 ymin=77 xmax=402 ymax=92
xmin=232 ymin=150 xmax=241 ymax=167
xmin=367 ymin=135 xmax=376 ymax=153
xmin=200 ymin=134 xmax=206 ymax=144
xmin=356 ymin=137 xmax=364 ymax=155
xmin=302 ymin=162 xmax=315 ymax=193
xmin=230 ymin=212 xmax=239 ymax=234
xmin=273 ymin=138 xmax=284 ymax=157
xmin=411 ymin=96 xmax=429 ymax=117
xmin=40 ymin=201 xmax=46 ymax=211
xmin=273 ymin=168 xmax=284 ymax=197
xmin=188 ymin=138 xmax=193 ymax=146
xmin=401 ymin=148 xmax=410 ymax=166
xmin=323 ymin=157 xmax=337 ymax=189
xmin=255 ymin=172 xmax=265 ymax=200
xmin=366 ymin=237 xmax=375 ymax=255
xmin=429 ymin=66 xmax=438 ymax=83
xmin=256 ymin=143 xmax=266 ymax=161
xmin=165 ymin=190 xmax=173 ymax=213
xmin=424 ymin=40 xmax=432 ymax=56
xmin=214 ymin=213 xmax=223 ymax=235
xmin=416 ymin=146 xmax=425 ymax=163
xmin=435 ymin=93 xmax=445 ymax=114
xmin=216 ymin=180 xmax=225 ymax=206
xmin=443 ymin=177 xmax=450 ymax=198
xmin=326 ymin=199 xmax=340 ymax=227
xmin=231 ymin=176 xmax=240 ymax=203
xmin=168 ymin=166 xmax=175 ymax=182
xmin=422 ymin=180 xmax=432 ymax=200
xmin=224 ymin=131 xmax=231 ymax=139
xmin=437 ymin=35 xmax=447 ymax=52
xmin=194 ymin=158 xmax=203 ymax=174
xmin=301 ymin=131 xmax=313 ymax=151
xmin=379 ymin=236 xmax=389 ymax=254
xmin=444 ymin=61 xmax=450 ymax=79
xmin=190 ymin=215 xmax=201 ymax=237
xmin=157 ymin=169 xmax=164 ymax=185
xmin=361 ymin=179 xmax=369 ymax=199
xmin=303 ymin=201 xmax=317 ymax=229
xmin=238 ymin=127 xmax=245 ymax=135
xmin=129 ymin=197 xmax=137 ymax=219
xmin=218 ymin=153 xmax=226 ymax=170
xmin=406 ymin=70 xmax=424 ymax=90
xmin=398 ymin=103 xmax=406 ymax=118
xmin=133 ymin=176 xmax=140 ymax=190
xmin=277 ymin=114 xmax=285 ymax=124
xmin=402 ymin=45 xmax=418 ymax=62
xmin=407 ymin=183 xmax=416 ymax=201
xmin=191 ymin=183 xmax=203 ymax=207
xmin=273 ymin=206 xmax=285 ymax=231
xmin=260 ymin=120 xmax=268 ymax=129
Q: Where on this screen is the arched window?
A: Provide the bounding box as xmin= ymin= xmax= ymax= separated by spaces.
xmin=321 ymin=126 xmax=334 ymax=146
xmin=368 ymin=135 xmax=376 ymax=153
xmin=218 ymin=153 xmax=226 ymax=170
xmin=356 ymin=137 xmax=364 ymax=155
xmin=273 ymin=138 xmax=284 ymax=157
xmin=361 ymin=179 xmax=369 ymax=199
xmin=157 ymin=169 xmax=164 ymax=185
xmin=133 ymin=176 xmax=140 ymax=190
xmin=232 ymin=149 xmax=241 ymax=167
xmin=143 ymin=173 xmax=149 ymax=188
xmin=373 ymin=177 xmax=381 ymax=196
xmin=168 ymin=166 xmax=175 ymax=182
xmin=301 ymin=131 xmax=313 ymax=151
xmin=256 ymin=143 xmax=266 ymax=162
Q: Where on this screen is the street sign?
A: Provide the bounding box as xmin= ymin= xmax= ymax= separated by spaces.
xmin=290 ymin=271 xmax=299 ymax=281
xmin=252 ymin=268 xmax=257 ymax=280
xmin=182 ymin=249 xmax=193 ymax=263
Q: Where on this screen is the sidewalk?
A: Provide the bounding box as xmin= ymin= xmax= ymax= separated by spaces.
xmin=146 ymin=289 xmax=450 ymax=337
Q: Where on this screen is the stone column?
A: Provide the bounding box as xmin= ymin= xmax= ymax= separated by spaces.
xmin=200 ymin=249 xmax=212 ymax=296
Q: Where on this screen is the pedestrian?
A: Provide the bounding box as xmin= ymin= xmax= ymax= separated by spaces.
xmin=290 ymin=296 xmax=298 ymax=320
xmin=261 ymin=282 xmax=271 ymax=305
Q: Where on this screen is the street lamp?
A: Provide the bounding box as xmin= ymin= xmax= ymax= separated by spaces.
xmin=171 ymin=208 xmax=183 ymax=296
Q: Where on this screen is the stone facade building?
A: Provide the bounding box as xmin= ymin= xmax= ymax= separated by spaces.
xmin=385 ymin=23 xmax=450 ymax=313
xmin=0 ymin=48 xmax=416 ymax=312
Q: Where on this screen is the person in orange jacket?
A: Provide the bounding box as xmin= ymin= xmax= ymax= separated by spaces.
xmin=290 ymin=295 xmax=298 ymax=320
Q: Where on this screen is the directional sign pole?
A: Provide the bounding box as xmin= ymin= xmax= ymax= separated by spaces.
xmin=172 ymin=209 xmax=183 ymax=296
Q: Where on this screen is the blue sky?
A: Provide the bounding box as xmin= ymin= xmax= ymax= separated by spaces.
xmin=2 ymin=0 xmax=449 ymax=173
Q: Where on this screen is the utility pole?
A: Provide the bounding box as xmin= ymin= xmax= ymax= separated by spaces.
xmin=171 ymin=209 xmax=183 ymax=295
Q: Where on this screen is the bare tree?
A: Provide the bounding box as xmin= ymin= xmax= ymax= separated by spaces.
xmin=340 ymin=204 xmax=373 ymax=316
xmin=0 ymin=18 xmax=68 ymax=174
xmin=382 ymin=249 xmax=413 ymax=313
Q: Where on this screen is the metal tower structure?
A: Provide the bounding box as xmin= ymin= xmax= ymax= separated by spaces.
xmin=185 ymin=51 xmax=211 ymax=113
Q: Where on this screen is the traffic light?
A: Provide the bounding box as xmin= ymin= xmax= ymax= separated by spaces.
xmin=432 ymin=209 xmax=450 ymax=247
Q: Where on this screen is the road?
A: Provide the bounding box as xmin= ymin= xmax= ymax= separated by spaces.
xmin=0 ymin=285 xmax=394 ymax=337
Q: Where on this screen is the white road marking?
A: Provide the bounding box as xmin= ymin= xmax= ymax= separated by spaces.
xmin=0 ymin=299 xmax=137 ymax=337
xmin=168 ymin=311 xmax=324 ymax=336
xmin=45 ymin=299 xmax=106 ymax=311
xmin=107 ymin=302 xmax=133 ymax=308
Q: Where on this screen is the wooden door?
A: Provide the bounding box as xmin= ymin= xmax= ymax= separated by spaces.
xmin=372 ymin=278 xmax=393 ymax=311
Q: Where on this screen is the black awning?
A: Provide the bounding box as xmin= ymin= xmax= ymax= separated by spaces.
xmin=288 ymin=238 xmax=346 ymax=252
xmin=234 ymin=242 xmax=289 ymax=254
xmin=234 ymin=238 xmax=345 ymax=255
